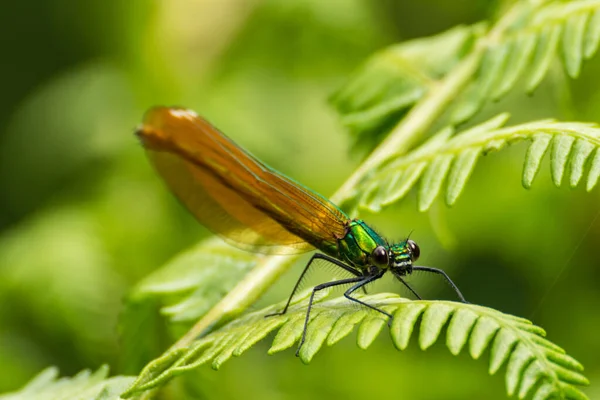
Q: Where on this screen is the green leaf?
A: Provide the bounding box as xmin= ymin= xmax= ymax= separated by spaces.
xmin=119 ymin=238 xmax=258 ymax=372
xmin=506 ymin=343 xmax=535 ymax=396
xmin=562 ymin=12 xmax=588 ymax=78
xmin=551 ymin=135 xmax=576 ymax=186
xmin=584 ymin=9 xmax=600 ymax=58
xmin=353 ymin=115 xmax=600 ymax=212
xmin=390 ymin=302 xmax=426 ymax=350
xmin=469 ymin=316 xmax=500 ymax=360
xmin=586 ymin=148 xmax=600 ymax=191
xmin=269 ymin=313 xmax=306 ymax=353
xmin=357 ymin=306 xmax=390 ymax=349
xmin=491 ymin=34 xmax=536 ymax=100
xmin=523 ymin=133 xmax=553 ymax=189
xmin=418 ymin=154 xmax=454 ymax=212
xmin=334 ymin=1 xmax=600 ymax=139
xmin=0 ymin=366 xmax=134 ymax=400
xmin=122 ymin=294 xmax=589 ymax=400
xmin=570 ymin=139 xmax=596 ymax=187
xmin=489 ymin=329 xmax=518 ymax=375
xmin=519 ymin=360 xmax=545 ymax=398
xmin=299 ymin=311 xmax=335 ymax=363
xmin=451 ymin=43 xmax=510 ymax=124
xmin=446 ymin=148 xmax=480 ymax=205
xmin=129 ymin=237 xmax=257 ymax=323
xmin=331 ymin=24 xmax=478 ymax=146
xmin=446 ymin=308 xmax=478 ymax=355
xmin=419 ymin=303 xmax=454 ymax=350
xmin=326 ymin=310 xmax=368 ymax=346
xmin=527 ymin=24 xmax=563 ymax=93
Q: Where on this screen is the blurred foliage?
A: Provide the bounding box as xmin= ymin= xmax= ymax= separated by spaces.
xmin=331 ymin=23 xmax=480 ymax=150
xmin=0 ymin=366 xmax=133 ymax=400
xmin=0 ymin=0 xmax=599 ymax=399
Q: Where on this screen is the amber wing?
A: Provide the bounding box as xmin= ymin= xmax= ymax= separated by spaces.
xmin=136 ymin=107 xmax=349 ymax=254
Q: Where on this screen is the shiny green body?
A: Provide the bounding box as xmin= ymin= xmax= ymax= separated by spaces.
xmin=334 ymin=220 xmax=388 ymax=270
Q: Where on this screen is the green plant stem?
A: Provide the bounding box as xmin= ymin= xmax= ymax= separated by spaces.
xmin=169 ymin=255 xmax=296 ymax=349
xmin=331 ymin=52 xmax=481 ymax=205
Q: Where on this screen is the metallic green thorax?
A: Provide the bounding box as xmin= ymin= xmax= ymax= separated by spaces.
xmin=335 ymin=220 xmax=388 ymax=270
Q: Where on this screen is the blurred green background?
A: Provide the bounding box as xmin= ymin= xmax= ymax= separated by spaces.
xmin=0 ymin=0 xmax=598 ymax=399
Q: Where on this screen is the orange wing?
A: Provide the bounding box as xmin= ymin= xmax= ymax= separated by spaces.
xmin=136 ymin=107 xmax=349 ymax=255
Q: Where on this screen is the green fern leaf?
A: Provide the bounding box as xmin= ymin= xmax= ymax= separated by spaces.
xmin=528 ymin=24 xmax=562 ymax=92
xmin=486 ymin=1 xmax=600 ymax=107
xmin=332 ymin=1 xmax=600 ymax=140
xmin=121 ymin=293 xmax=589 ymax=400
xmin=355 ymin=309 xmax=386 ymax=349
xmin=584 ymin=9 xmax=600 ymax=58
xmin=330 ymin=24 xmax=479 ymax=146
xmin=418 ymin=154 xmax=454 ymax=211
xmin=355 ymin=115 xmax=600 ymax=212
xmin=492 ymin=33 xmax=537 ymax=100
xmin=446 ymin=148 xmax=481 ymax=205
xmin=451 ymin=41 xmax=511 ymax=123
xmin=586 ymin=148 xmax=600 ymax=190
xmin=569 ymin=139 xmax=596 ymax=186
xmin=0 ymin=366 xmax=134 ymax=400
xmin=562 ymin=12 xmax=588 ymax=78
xmin=523 ymin=133 xmax=553 ymax=189
xmin=119 ymin=238 xmax=257 ymax=372
xmin=551 ymin=135 xmax=576 ymax=186
xmin=418 ymin=303 xmax=453 ymax=349
xmin=446 ymin=308 xmax=478 ymax=355
xmin=128 ymin=237 xmax=257 ymax=323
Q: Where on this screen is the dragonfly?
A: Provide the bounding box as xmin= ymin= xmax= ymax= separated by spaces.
xmin=136 ymin=106 xmax=467 ymax=355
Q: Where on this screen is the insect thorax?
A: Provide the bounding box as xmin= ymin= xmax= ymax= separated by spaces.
xmin=337 ymin=220 xmax=387 ymax=270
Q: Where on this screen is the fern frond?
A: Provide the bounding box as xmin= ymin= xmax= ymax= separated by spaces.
xmin=121 ymin=292 xmax=589 ymax=400
xmin=356 ymin=114 xmax=600 ymax=212
xmin=332 ymin=1 xmax=600 ymax=140
xmin=451 ymin=0 xmax=600 ymax=123
xmin=0 ymin=366 xmax=134 ymax=400
xmin=119 ymin=238 xmax=258 ymax=372
xmin=129 ymin=237 xmax=257 ymax=323
xmin=330 ymin=24 xmax=481 ymax=148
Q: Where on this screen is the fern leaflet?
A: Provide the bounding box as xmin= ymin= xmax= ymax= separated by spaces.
xmin=355 ymin=114 xmax=600 ymax=212
xmin=121 ymin=292 xmax=589 ymax=400
xmin=0 ymin=366 xmax=134 ymax=400
xmin=452 ymin=0 xmax=600 ymax=123
xmin=332 ymin=0 xmax=600 ymax=142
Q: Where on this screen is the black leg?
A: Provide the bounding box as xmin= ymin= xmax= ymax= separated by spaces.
xmin=343 ymin=271 xmax=390 ymax=320
xmin=296 ymin=276 xmax=365 ymax=356
xmin=412 ymin=266 xmax=468 ymax=303
xmin=266 ymin=253 xmax=361 ymax=318
xmin=392 ymin=273 xmax=422 ymax=300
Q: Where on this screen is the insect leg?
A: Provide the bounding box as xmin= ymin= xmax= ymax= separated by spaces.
xmin=343 ymin=271 xmax=391 ymax=321
xmin=392 ymin=273 xmax=423 ymax=300
xmin=412 ymin=266 xmax=468 ymax=303
xmin=266 ymin=253 xmax=361 ymax=318
xmin=296 ymin=275 xmax=365 ymax=356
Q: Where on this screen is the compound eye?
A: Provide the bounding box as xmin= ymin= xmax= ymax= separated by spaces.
xmin=371 ymin=246 xmax=389 ymax=267
xmin=407 ymin=239 xmax=420 ymax=261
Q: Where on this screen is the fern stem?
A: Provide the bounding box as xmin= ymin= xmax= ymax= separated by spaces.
xmin=331 ymin=52 xmax=482 ymax=205
xmin=169 ymin=255 xmax=296 ymax=349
